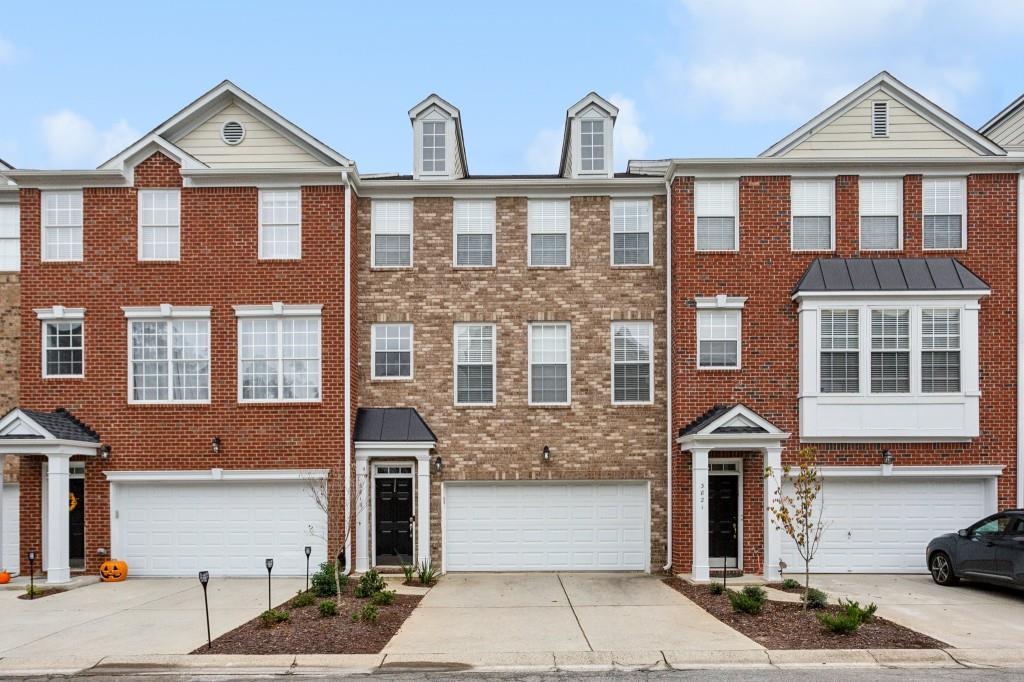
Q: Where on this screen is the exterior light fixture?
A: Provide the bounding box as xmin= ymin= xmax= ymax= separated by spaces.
xmin=881 ymin=449 xmax=895 ymax=466
xmin=211 ymin=437 xmax=221 ymax=455
xmin=100 ymin=444 xmax=111 ymax=460
xmin=198 ymin=571 xmax=211 ymax=650
xmin=304 ymin=546 xmax=312 ymax=592
xmin=542 ymin=445 xmax=551 ymax=462
xmin=434 ymin=456 xmax=443 ymax=474
xmin=27 ymin=551 xmax=36 ymax=599
xmin=265 ymin=558 xmax=274 ymax=611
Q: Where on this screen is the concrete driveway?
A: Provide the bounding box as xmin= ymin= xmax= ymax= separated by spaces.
xmin=0 ymin=577 xmax=304 ymax=658
xmin=384 ymin=573 xmax=761 ymax=654
xmin=809 ymin=574 xmax=1024 ymax=649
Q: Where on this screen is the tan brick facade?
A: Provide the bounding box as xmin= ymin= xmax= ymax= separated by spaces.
xmin=357 ymin=194 xmax=670 ymax=569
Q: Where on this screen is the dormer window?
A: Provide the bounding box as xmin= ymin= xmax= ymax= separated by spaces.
xmin=581 ymin=119 xmax=605 ymax=172
xmin=422 ymin=120 xmax=446 ymax=173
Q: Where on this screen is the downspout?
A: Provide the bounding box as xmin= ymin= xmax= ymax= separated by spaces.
xmin=343 ymin=170 xmax=353 ymax=575
xmin=663 ymin=176 xmax=673 ymax=572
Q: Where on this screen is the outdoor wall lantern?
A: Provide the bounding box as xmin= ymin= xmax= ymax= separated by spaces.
xmin=881 ymin=449 xmax=895 ymax=466
xmin=542 ymin=445 xmax=551 ymax=462
xmin=211 ymin=437 xmax=221 ymax=455
xmin=434 ymin=456 xmax=443 ymax=474
xmin=99 ymin=444 xmax=111 ymax=460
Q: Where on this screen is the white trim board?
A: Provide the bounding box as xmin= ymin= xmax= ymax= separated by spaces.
xmin=103 ymin=468 xmax=329 ymax=483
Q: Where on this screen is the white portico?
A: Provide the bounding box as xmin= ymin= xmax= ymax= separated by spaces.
xmin=677 ymin=404 xmax=789 ymax=582
xmin=0 ymin=408 xmax=102 ymax=584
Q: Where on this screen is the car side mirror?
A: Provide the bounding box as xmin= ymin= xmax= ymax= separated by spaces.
xmin=957 ymin=529 xmax=969 ymax=538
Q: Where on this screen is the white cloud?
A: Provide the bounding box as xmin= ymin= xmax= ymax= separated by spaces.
xmin=609 ymin=95 xmax=651 ymax=167
xmin=525 ymin=128 xmax=562 ymax=173
xmin=41 ymin=110 xmax=138 ymax=167
xmin=0 ymin=36 xmax=14 ymax=65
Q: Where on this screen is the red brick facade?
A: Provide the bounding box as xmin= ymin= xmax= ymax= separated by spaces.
xmin=671 ymin=173 xmax=1019 ymax=573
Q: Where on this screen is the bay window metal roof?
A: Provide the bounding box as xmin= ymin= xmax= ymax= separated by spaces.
xmin=794 ymin=258 xmax=989 ymax=294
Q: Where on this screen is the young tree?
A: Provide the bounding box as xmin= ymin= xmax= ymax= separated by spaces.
xmin=764 ymin=447 xmax=828 ymax=608
xmin=305 ymin=474 xmax=364 ymax=605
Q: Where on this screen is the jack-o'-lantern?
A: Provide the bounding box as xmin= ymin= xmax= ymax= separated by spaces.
xmin=0 ymin=570 xmax=10 ymax=584
xmin=99 ymin=559 xmax=128 ymax=582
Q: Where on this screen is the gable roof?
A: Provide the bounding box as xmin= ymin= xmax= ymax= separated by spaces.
xmin=408 ymin=93 xmax=469 ymax=177
xmin=761 ymin=71 xmax=1006 ymax=158
xmin=100 ymin=80 xmax=352 ymax=171
xmin=794 ymin=258 xmax=989 ymax=295
xmin=354 ymin=407 xmax=436 ymax=443
xmin=980 ymin=92 xmax=1024 ymax=136
xmin=678 ymin=404 xmax=785 ymax=439
xmin=0 ymin=158 xmax=11 ymax=171
xmin=0 ymin=408 xmax=100 ymax=443
xmin=559 ymin=92 xmax=619 ymax=176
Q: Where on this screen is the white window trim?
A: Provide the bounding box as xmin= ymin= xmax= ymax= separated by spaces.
xmin=527 ymin=199 xmax=571 ymax=268
xmin=370 ymin=199 xmax=414 ymax=270
xmin=40 ymin=189 xmax=84 ymax=263
xmin=790 ymin=178 xmax=835 ymax=252
xmin=371 ymin=323 xmax=414 ymax=381
xmin=871 ymin=100 xmax=890 ymax=138
xmin=137 ymin=188 xmax=181 ymax=262
xmin=610 ymin=320 xmax=654 ymax=406
xmin=124 ymin=308 xmax=211 ymax=405
xmin=696 ymin=297 xmax=745 ymax=370
xmin=234 ymin=305 xmax=323 ymax=404
xmin=257 ymin=188 xmax=302 ymax=261
xmin=0 ymin=202 xmax=21 ymax=272
xmin=694 ymin=179 xmax=740 ymax=253
xmin=453 ymin=322 xmax=497 ymax=407
xmin=420 ymin=119 xmax=448 ymax=177
xmin=610 ymin=198 xmax=654 ymax=268
xmin=452 ymin=199 xmax=497 ymax=269
xmin=39 ymin=308 xmax=86 ymax=379
xmin=528 ymin=322 xmax=572 ymax=407
xmin=922 ymin=176 xmax=968 ymax=252
xmin=579 ymin=117 xmax=607 ymax=176
xmin=858 ymin=177 xmax=903 ymax=252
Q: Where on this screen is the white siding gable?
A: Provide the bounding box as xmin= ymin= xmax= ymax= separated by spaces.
xmin=983 ymin=102 xmax=1024 ymax=153
xmin=176 ymin=103 xmax=324 ymax=168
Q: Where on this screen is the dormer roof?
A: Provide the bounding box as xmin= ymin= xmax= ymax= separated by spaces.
xmin=980 ymin=91 xmax=1024 ymax=153
xmin=559 ymin=92 xmax=619 ymax=178
xmin=407 ymin=93 xmax=469 ymax=179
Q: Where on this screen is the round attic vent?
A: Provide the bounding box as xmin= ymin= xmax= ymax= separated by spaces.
xmin=221 ymin=120 xmax=245 ymax=145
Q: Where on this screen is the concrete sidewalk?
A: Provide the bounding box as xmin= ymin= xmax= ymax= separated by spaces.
xmin=0 ymin=648 xmax=1021 ymax=676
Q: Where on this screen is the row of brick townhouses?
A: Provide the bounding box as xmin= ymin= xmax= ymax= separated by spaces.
xmin=0 ymin=72 xmax=1021 ymax=583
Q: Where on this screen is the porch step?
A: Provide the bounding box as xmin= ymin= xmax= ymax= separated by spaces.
xmin=1 ymin=574 xmax=100 ymax=592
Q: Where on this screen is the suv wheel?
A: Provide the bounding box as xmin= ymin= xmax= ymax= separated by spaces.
xmin=930 ymin=551 xmax=959 ymax=586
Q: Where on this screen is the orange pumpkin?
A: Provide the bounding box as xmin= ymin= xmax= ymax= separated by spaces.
xmin=99 ymin=560 xmax=128 ymax=582
xmin=0 ymin=570 xmax=10 ymax=584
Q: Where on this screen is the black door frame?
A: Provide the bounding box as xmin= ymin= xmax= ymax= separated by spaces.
xmin=709 ymin=459 xmax=742 ymax=569
xmin=371 ymin=462 xmax=416 ymax=566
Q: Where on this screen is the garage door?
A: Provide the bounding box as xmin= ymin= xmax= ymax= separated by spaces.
xmin=444 ymin=482 xmax=649 ymax=571
xmin=781 ymin=477 xmax=990 ymax=573
xmin=114 ymin=480 xmax=328 ymax=576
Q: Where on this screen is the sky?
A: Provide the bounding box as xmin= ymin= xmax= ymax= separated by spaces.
xmin=2 ymin=1 xmax=1024 ymax=174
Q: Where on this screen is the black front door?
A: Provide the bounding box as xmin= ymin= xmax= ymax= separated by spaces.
xmin=708 ymin=475 xmax=739 ymax=567
xmin=69 ymin=478 xmax=85 ymax=567
xmin=375 ymin=477 xmax=413 ymax=565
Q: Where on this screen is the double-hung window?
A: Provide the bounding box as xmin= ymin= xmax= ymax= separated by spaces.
xmin=528 ymin=199 xmax=569 ymax=267
xmin=371 ymin=200 xmax=413 ymax=267
xmin=923 ymin=178 xmax=966 ymax=250
xmin=42 ymin=190 xmax=83 ymax=261
xmin=580 ymin=119 xmax=605 ymax=172
xmin=791 ymin=179 xmax=834 ymax=251
xmin=695 ymin=180 xmax=738 ymax=251
xmin=697 ymin=309 xmax=741 ymax=369
xmin=921 ymin=308 xmax=960 ymax=393
xmin=859 ymin=178 xmax=901 ymax=250
xmin=870 ymin=309 xmax=910 ymax=393
xmin=0 ymin=203 xmax=19 ymax=271
xmin=529 ymin=322 xmax=570 ymax=405
xmin=612 ymin=321 xmax=653 ymax=404
xmin=126 ymin=307 xmax=210 ymax=403
xmin=372 ymin=323 xmax=413 ymax=379
xmin=237 ymin=305 xmax=321 ymax=402
xmin=453 ymin=199 xmax=495 ymax=267
xmin=819 ymin=309 xmax=859 ymax=393
xmin=454 ymin=323 xmax=495 ymax=405
xmin=37 ymin=307 xmax=86 ymax=378
xmin=259 ymin=190 xmax=301 ymax=259
xmin=138 ymin=189 xmax=180 ymax=261
xmin=611 ymin=199 xmax=653 ymax=266
xmin=422 ymin=120 xmax=446 ymax=173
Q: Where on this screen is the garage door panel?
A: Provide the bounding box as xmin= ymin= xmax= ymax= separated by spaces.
xmin=444 ymin=482 xmax=648 ymax=572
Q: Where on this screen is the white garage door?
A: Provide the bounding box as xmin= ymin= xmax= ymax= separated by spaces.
xmin=2 ymin=483 xmax=18 ymax=576
xmin=444 ymin=482 xmax=649 ymax=571
xmin=781 ymin=477 xmax=990 ymax=573
xmin=114 ymin=480 xmax=328 ymax=577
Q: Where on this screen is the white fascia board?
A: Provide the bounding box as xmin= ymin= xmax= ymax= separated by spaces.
xmin=2 ymin=169 xmax=127 ymax=189
xmin=676 ymin=433 xmax=790 ymax=450
xmin=105 ymin=468 xmax=329 ymax=483
xmin=360 ymin=177 xmax=665 ymax=198
xmin=793 ymin=290 xmax=990 ymax=303
xmin=811 ymin=464 xmax=1004 ymax=478
xmin=181 ymin=167 xmax=347 ymax=188
xmin=665 ymin=157 xmax=1024 ymax=181
xmin=0 ymin=440 xmax=99 ymax=456
xmin=121 ymin=305 xmax=212 ymax=318
xmin=233 ymin=303 xmax=323 ymax=318
xmin=354 ymin=442 xmax=436 ymax=459
xmin=34 ymin=306 xmax=86 ymax=320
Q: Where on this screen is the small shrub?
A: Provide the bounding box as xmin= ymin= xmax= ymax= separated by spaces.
xmin=371 ymin=589 xmax=396 ymax=606
xmin=24 ymin=584 xmax=41 ymax=598
xmin=291 ymin=591 xmax=315 ymax=608
xmin=708 ymin=582 xmax=725 ymax=595
xmin=741 ymin=585 xmax=767 ymax=603
xmin=352 ymin=603 xmax=379 ymax=624
xmin=401 ymin=563 xmax=416 ymax=583
xmin=354 ymin=569 xmax=387 ymax=598
xmin=803 ymin=587 xmax=829 ymax=609
xmin=318 ymin=599 xmax=338 ymax=618
xmin=727 ymin=589 xmax=764 ymax=615
xmin=781 ymin=578 xmax=801 ymax=590
xmin=837 ymin=598 xmax=877 ymax=624
xmin=259 ymin=608 xmax=290 ymax=627
xmin=311 ymin=561 xmax=339 ymax=597
xmin=416 ymin=559 xmax=439 ymax=586
xmin=818 ymin=610 xmax=861 ymax=634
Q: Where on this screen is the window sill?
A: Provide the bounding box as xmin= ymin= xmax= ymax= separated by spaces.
xmin=612 ymin=400 xmax=655 ymax=407
xmin=370 ymin=265 xmax=414 ymax=271
xmin=128 ymin=401 xmax=212 ymax=407
xmin=527 ymin=265 xmax=571 ymax=270
xmin=257 ymin=257 xmax=304 ymax=262
xmin=611 ymin=263 xmax=654 ymax=269
xmin=371 ymin=376 xmax=414 ymax=382
xmin=694 ymin=249 xmax=739 ymax=254
xmin=697 ymin=365 xmax=742 ymax=371
xmin=452 ymin=265 xmax=496 ymax=270
xmin=137 ymin=259 xmax=181 ymax=264
xmin=528 ymin=403 xmax=572 ymax=409
xmin=454 ymin=402 xmax=496 ymax=408
xmin=42 ymin=375 xmax=85 ymax=380
xmin=238 ymin=400 xmax=324 ymax=405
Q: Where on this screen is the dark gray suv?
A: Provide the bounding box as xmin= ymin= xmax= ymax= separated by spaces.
xmin=927 ymin=510 xmax=1024 ymax=588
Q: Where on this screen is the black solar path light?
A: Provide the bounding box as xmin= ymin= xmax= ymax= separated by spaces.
xmin=198 ymin=571 xmax=211 ymax=650
xmin=304 ymin=546 xmax=312 ymax=592
xmin=27 ymin=551 xmax=36 ymax=600
xmin=265 ymin=558 xmax=274 ymax=610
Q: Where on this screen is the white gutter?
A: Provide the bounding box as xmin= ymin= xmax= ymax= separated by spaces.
xmin=1019 ymin=172 xmax=1024 ymax=508
xmin=663 ymin=179 xmax=673 ymax=572
xmin=343 ymin=171 xmax=353 ymax=574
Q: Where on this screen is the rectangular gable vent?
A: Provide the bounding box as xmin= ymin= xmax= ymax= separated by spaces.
xmin=871 ymin=101 xmax=889 ymax=138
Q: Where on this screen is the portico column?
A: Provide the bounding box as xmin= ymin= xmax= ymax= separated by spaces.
xmin=691 ymin=447 xmax=710 ymax=582
xmin=0 ymin=456 xmax=5 ymax=572
xmin=416 ymin=456 xmax=431 ymax=566
xmin=354 ymin=458 xmax=370 ymax=573
xmin=763 ymin=446 xmax=784 ymax=581
xmin=46 ymin=454 xmax=72 ymax=584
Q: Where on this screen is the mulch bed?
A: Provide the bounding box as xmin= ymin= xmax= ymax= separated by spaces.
xmin=664 ymin=578 xmax=946 ymax=650
xmin=17 ymin=588 xmax=65 ymax=600
xmin=193 ymin=583 xmax=422 ymax=655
